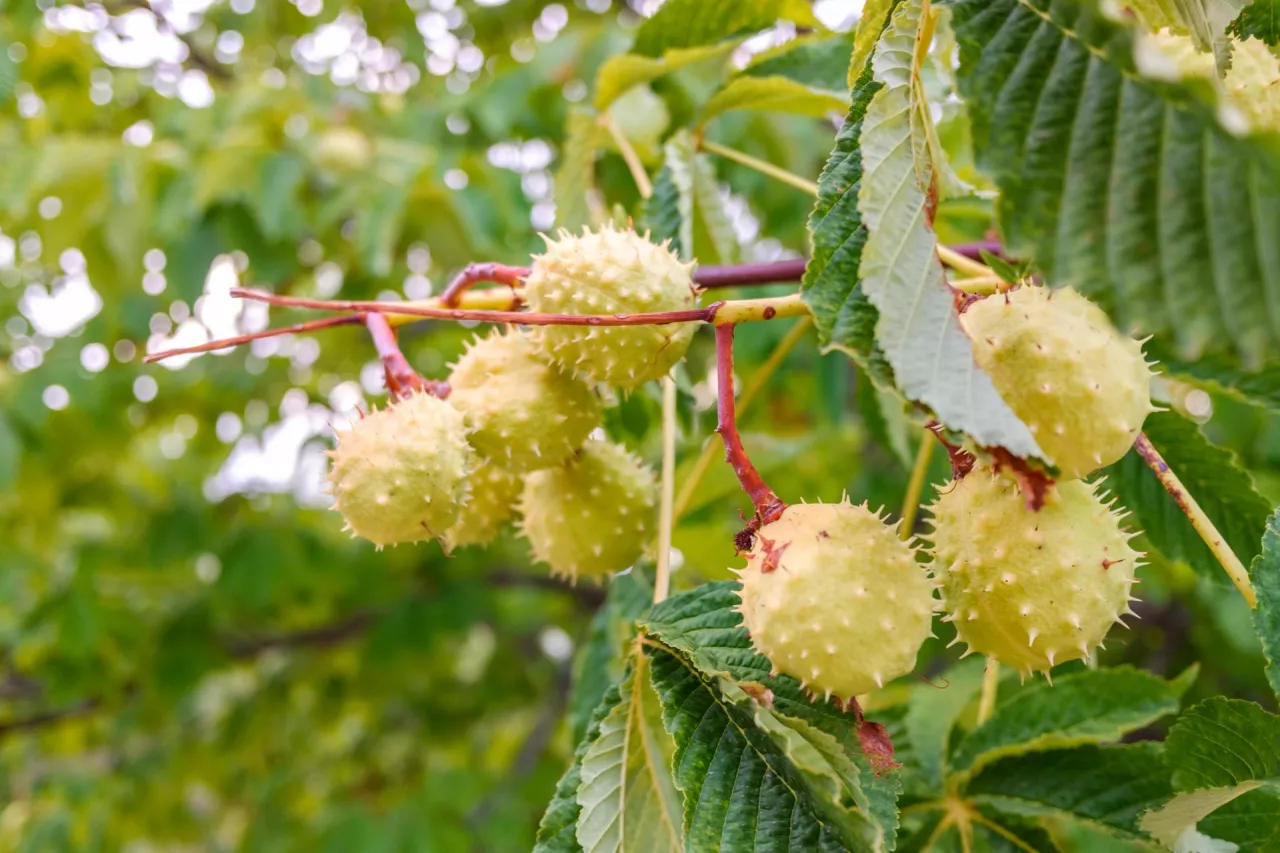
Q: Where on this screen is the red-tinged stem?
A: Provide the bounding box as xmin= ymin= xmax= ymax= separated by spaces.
xmin=715 ymin=324 xmax=787 ymax=531
xmin=694 ymin=259 xmax=806 ymax=289
xmin=141 ymin=314 xmax=364 ymax=364
xmin=440 ymin=262 xmax=530 ymax=307
xmin=364 ymin=313 xmax=446 ymax=400
xmin=230 ymin=288 xmax=714 ymax=327
xmin=925 ymin=420 xmax=975 ymax=480
xmin=948 ymin=240 xmax=1007 ymax=262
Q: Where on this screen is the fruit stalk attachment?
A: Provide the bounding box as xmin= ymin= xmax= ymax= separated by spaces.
xmin=714 ymin=324 xmax=786 ymax=532
xmin=1133 ymin=433 xmax=1256 ymax=607
xmin=363 ymin=312 xmax=446 ymax=400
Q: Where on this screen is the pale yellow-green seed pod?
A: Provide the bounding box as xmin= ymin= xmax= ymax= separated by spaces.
xmin=523 ymin=225 xmax=698 ymax=389
xmin=929 ymin=466 xmax=1143 ymax=678
xmin=327 ymin=392 xmax=475 ymax=549
xmin=735 ymin=501 xmax=937 ymax=701
xmin=517 ymin=439 xmax=656 ymax=581
xmin=443 ymin=461 xmax=521 ymax=551
xmin=961 ymin=286 xmax=1156 ymax=479
xmin=448 ymin=329 xmax=601 ymax=473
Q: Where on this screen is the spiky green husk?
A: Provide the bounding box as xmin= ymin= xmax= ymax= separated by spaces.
xmin=447 ymin=329 xmax=601 ymax=472
xmin=961 ymin=286 xmax=1154 ymax=478
xmin=735 ymin=502 xmax=936 ymax=700
xmin=929 ymin=467 xmax=1142 ymax=677
xmin=328 ymin=393 xmax=474 ymax=548
xmin=443 ymin=461 xmax=520 ymax=550
xmin=517 ymin=439 xmax=656 ymax=581
xmin=522 ymin=225 xmax=698 ymax=388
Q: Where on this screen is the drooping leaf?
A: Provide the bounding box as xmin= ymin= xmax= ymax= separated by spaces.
xmin=1229 ymin=0 xmax=1280 ymax=44
xmin=662 ymin=130 xmax=738 ymax=265
xmin=1140 ymin=697 xmax=1280 ymax=848
xmin=645 ymin=644 xmax=891 ymax=852
xmin=849 ymin=0 xmax=899 ymax=87
xmin=1252 ymin=509 xmax=1280 ymax=700
xmin=965 ymin=744 xmax=1173 ymax=840
xmin=594 ymin=44 xmax=736 ymax=111
xmin=802 ymin=40 xmax=893 ymax=384
xmin=631 ymin=0 xmax=818 ymax=58
xmin=640 ymin=164 xmax=684 ymax=258
xmin=534 ymin=684 xmax=628 ymax=853
xmin=576 ymin=650 xmax=683 ymax=853
xmin=949 ymin=666 xmax=1192 ymax=777
xmin=947 ymin=0 xmax=1280 ymax=377
xmin=555 ymin=108 xmax=608 ymax=232
xmin=569 ymin=571 xmax=652 ymax=745
xmin=641 ymin=582 xmax=900 ymax=846
xmin=857 ymin=0 xmax=1042 ymax=458
xmin=744 ymin=33 xmax=854 ymax=93
xmin=1103 ymin=411 xmax=1273 ymax=579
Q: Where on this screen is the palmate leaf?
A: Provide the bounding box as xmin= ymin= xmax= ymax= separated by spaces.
xmin=1140 ymin=697 xmax=1280 ymax=849
xmin=576 ymin=650 xmax=683 ymax=853
xmin=856 ymin=0 xmax=1042 ymax=459
xmin=1103 ymin=411 xmax=1273 ymax=579
xmin=948 ymin=666 xmax=1193 ymax=778
xmin=641 ymin=582 xmax=900 ymax=850
xmin=946 ymin=0 xmax=1280 ymax=381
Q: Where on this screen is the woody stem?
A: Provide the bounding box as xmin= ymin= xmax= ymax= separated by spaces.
xmin=714 ymin=324 xmax=786 ymax=528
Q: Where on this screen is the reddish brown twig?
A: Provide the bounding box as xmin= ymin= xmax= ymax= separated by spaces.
xmin=231 ymin=288 xmax=713 ymax=327
xmin=141 ymin=314 xmax=364 ymax=363
xmin=441 ymin=262 xmax=529 ymax=306
xmin=364 ymin=313 xmax=447 ymax=400
xmin=949 ymin=240 xmax=1007 ymax=262
xmin=715 ymin=324 xmax=787 ymax=535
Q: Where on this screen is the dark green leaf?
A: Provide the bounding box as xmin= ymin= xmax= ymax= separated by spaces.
xmin=949 ymin=666 xmax=1191 ymax=776
xmin=569 ymin=571 xmax=652 ymax=745
xmin=640 ymin=164 xmax=684 ymax=258
xmin=1229 ymin=0 xmax=1280 ymax=44
xmin=1104 ymin=411 xmax=1273 ymax=578
xmin=947 ymin=0 xmax=1280 ymax=374
xmin=631 ymin=0 xmax=817 ymax=58
xmin=1254 ymin=510 xmax=1280 ymax=701
xmin=555 ymin=108 xmax=606 ymax=232
xmin=744 ymin=34 xmax=854 ymax=93
xmin=902 ymin=657 xmax=985 ymax=793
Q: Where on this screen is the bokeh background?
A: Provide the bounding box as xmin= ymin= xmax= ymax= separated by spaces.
xmin=1 ymin=0 xmax=1278 ymax=850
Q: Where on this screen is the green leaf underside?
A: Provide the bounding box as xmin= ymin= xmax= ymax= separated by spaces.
xmin=576 ymin=651 xmax=683 ymax=853
xmin=965 ymin=744 xmax=1173 ymax=839
xmin=1139 ymin=697 xmax=1280 ymax=846
xmin=645 ymin=645 xmax=885 ymax=853
xmin=535 ymin=684 xmax=627 ymax=853
xmin=570 ymin=571 xmax=653 ymax=745
xmin=850 ymin=0 xmax=900 ymax=88
xmin=1230 ymin=0 xmax=1280 ymax=44
xmin=802 ymin=49 xmax=895 ymax=385
xmin=1104 ymin=411 xmax=1273 ymax=578
xmin=641 ymin=582 xmax=900 ymax=847
xmin=858 ymin=0 xmax=1042 ymax=458
xmin=949 ymin=666 xmax=1188 ymax=777
xmin=947 ymin=0 xmax=1280 ymax=377
xmin=630 ymin=0 xmax=818 ymax=58
xmin=1254 ymin=510 xmax=1280 ymax=702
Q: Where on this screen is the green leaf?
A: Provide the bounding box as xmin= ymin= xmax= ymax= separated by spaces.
xmin=569 ymin=571 xmax=652 ymax=745
xmin=0 ymin=37 xmax=17 ymax=105
xmin=1229 ymin=0 xmax=1280 ymax=44
xmin=966 ymin=744 xmax=1173 ymax=839
xmin=947 ymin=0 xmax=1280 ymax=374
xmin=356 ymin=184 xmax=408 ymax=277
xmin=0 ymin=413 xmax=18 ymax=491
xmin=576 ymin=651 xmax=683 ymax=853
xmin=1253 ymin=510 xmax=1280 ymax=700
xmin=254 ymin=153 xmax=307 ymax=241
xmin=594 ymin=44 xmax=736 ymax=111
xmin=662 ymin=130 xmax=738 ymax=265
xmin=902 ymin=657 xmax=985 ymax=793
xmin=744 ymin=33 xmax=854 ymax=93
xmin=641 ymin=582 xmax=901 ymax=846
xmin=534 ymin=684 xmax=627 ymax=853
xmin=1103 ymin=411 xmax=1273 ymax=578
xmin=1139 ymin=697 xmax=1280 ymax=848
xmin=858 ymin=0 xmax=1042 ymax=459
xmin=554 ymin=108 xmax=608 ymax=232
xmin=949 ymin=666 xmax=1191 ymax=777
xmin=631 ymin=0 xmax=818 ymax=58
xmin=849 ymin=0 xmax=899 ymax=87
xmin=1152 ymin=345 xmax=1280 ymax=410
xmin=640 ymin=165 xmax=684 ymax=258
xmin=802 ymin=50 xmax=893 ymax=384
xmin=701 ymin=76 xmax=848 ymax=124
xmin=645 ymin=645 xmax=890 ymax=852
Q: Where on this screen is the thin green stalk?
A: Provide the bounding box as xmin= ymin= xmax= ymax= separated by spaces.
xmin=699 ymin=138 xmax=820 ymax=196
xmin=899 ymin=435 xmax=935 ymax=539
xmin=655 ymin=375 xmax=677 ymax=604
